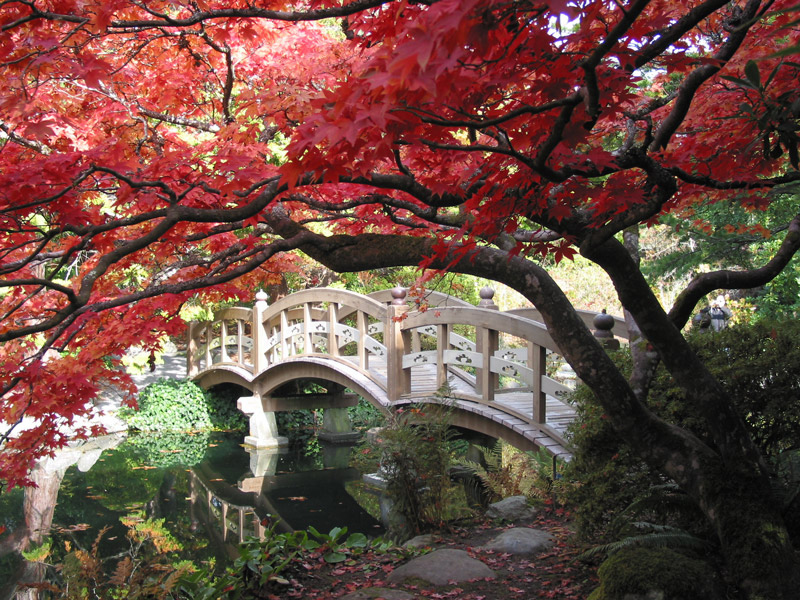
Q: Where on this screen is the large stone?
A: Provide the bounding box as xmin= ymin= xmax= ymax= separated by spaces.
xmin=482 ymin=527 xmax=554 ymax=555
xmin=403 ymin=534 xmax=436 ymax=549
xmin=341 ymin=588 xmax=415 ymax=600
xmin=387 ymin=548 xmax=495 ymax=586
xmin=485 ymin=495 xmax=537 ymax=521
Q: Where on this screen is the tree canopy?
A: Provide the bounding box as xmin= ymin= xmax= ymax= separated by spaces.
xmin=2 ymin=1 xmax=800 ymax=595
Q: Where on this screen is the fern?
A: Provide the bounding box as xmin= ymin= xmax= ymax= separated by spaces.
xmin=455 ymin=440 xmax=561 ymax=502
xmin=579 ymin=522 xmax=715 ymax=560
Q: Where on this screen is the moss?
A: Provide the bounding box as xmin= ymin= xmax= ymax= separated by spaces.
xmin=589 ymin=547 xmax=721 ymax=600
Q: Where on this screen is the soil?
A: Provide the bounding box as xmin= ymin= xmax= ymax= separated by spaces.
xmin=264 ymin=505 xmax=599 ymax=600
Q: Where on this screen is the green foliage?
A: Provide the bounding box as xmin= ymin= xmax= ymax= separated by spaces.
xmin=564 ymin=359 xmax=665 ymax=540
xmin=640 ymin=184 xmax=800 ymax=318
xmin=0 ymin=485 xmax=23 ymax=533
xmin=456 ymin=441 xmax=566 ymax=503
xmin=566 ymin=318 xmax=800 ymax=543
xmin=374 ymin=397 xmax=471 ymax=537
xmin=687 ymin=320 xmax=800 ymax=455
xmin=588 ymin=546 xmax=722 ymax=600
xmin=126 ymin=431 xmax=211 ymax=468
xmin=275 ymin=409 xmax=317 ymax=446
xmin=45 ymin=519 xmax=193 ymax=600
xmin=348 ymin=397 xmax=386 ymax=431
xmin=21 ymin=538 xmax=52 ymax=562
xmin=177 ymin=523 xmax=397 ymax=600
xmin=579 ymin=484 xmax=714 ymax=561
xmin=121 ymin=378 xmax=246 ymax=433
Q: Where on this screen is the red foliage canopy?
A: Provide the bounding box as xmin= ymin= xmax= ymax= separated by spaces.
xmin=1 ymin=0 xmax=799 ymax=495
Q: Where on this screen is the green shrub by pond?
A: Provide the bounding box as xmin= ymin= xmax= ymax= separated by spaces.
xmin=121 ymin=378 xmax=246 ymax=432
xmin=566 ymin=318 xmax=800 ymax=544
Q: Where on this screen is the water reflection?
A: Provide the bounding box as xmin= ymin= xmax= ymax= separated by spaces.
xmin=0 ymin=432 xmax=383 ymax=598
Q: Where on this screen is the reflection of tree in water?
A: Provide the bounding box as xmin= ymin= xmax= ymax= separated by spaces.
xmin=0 ymin=434 xmax=127 ymax=598
xmin=0 ymin=433 xmax=217 ymax=597
xmin=146 ymin=470 xmax=178 ymax=521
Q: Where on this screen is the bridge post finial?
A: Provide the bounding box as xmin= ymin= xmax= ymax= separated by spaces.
xmin=593 ymin=309 xmax=620 ymax=351
xmin=390 ymin=286 xmax=407 ymax=305
xmin=253 ymin=290 xmax=269 ymax=373
xmin=478 ymin=286 xmax=498 ymax=310
xmin=387 ymin=285 xmax=409 ymax=401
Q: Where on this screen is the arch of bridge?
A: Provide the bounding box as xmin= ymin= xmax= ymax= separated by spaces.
xmin=252 ymin=356 xmax=391 ymax=413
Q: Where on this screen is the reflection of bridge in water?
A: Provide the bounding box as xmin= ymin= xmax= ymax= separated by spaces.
xmin=188 ymin=449 xmax=383 ymax=549
xmin=188 ymin=287 xmax=628 ymax=460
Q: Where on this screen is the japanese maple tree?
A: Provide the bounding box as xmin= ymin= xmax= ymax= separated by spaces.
xmin=2 ymin=0 xmax=800 ymax=596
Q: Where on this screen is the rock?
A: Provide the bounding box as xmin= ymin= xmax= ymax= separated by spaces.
xmin=485 ymin=495 xmax=537 ymax=521
xmin=403 ymin=534 xmax=435 ymax=548
xmin=341 ymin=588 xmax=416 ymax=600
xmin=387 ymin=548 xmax=495 ymax=586
xmin=482 ymin=528 xmax=554 ymax=555
xmin=589 ymin=547 xmax=723 ymax=600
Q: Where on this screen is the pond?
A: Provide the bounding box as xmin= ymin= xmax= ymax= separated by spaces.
xmin=0 ymin=430 xmax=385 ymax=596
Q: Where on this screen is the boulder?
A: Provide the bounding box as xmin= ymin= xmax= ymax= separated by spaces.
xmin=403 ymin=534 xmax=436 ymax=549
xmin=485 ymin=495 xmax=537 ymax=521
xmin=387 ymin=548 xmax=495 ymax=586
xmin=482 ymin=527 xmax=554 ymax=555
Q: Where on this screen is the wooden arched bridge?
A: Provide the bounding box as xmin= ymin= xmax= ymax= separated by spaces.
xmin=187 ymin=287 xmax=627 ymax=460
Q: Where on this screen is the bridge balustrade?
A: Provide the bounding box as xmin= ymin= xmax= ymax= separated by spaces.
xmin=187 ymin=286 xmax=627 ymax=454
xmin=396 ymin=304 xmax=569 ymax=426
xmin=189 ymin=470 xmax=265 ymax=545
xmin=187 ymin=307 xmax=254 ymax=374
xmin=254 ymin=289 xmax=391 ymax=378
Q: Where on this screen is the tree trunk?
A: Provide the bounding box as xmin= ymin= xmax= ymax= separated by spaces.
xmin=700 ymin=465 xmax=799 ymax=599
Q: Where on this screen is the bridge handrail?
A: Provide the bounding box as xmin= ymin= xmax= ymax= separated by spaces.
xmin=261 ymin=288 xmax=388 ymax=325
xmin=187 ymin=287 xmax=627 ymax=436
xmin=253 ymin=288 xmax=394 ymax=381
xmin=506 ymin=307 xmax=629 ymax=340
xmin=367 ymin=288 xmax=473 ymax=308
xmin=396 ymin=305 xmax=569 ymax=424
xmin=187 ymin=307 xmax=255 ymax=376
xmin=402 ymin=306 xmax=561 ymax=353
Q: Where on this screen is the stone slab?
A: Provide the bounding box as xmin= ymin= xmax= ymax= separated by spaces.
xmin=387 ymin=548 xmax=495 ymax=586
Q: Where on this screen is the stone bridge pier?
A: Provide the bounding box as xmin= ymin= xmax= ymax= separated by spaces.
xmin=237 ymin=383 xmax=362 ymax=449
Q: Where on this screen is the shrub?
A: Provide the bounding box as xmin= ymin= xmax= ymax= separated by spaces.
xmin=348 ymin=397 xmax=386 ymax=431
xmin=121 ymin=378 xmax=246 ymax=432
xmin=456 ymin=441 xmax=568 ymax=504
xmin=565 ymin=318 xmax=800 ymax=543
xmin=374 ymin=400 xmax=472 ymax=537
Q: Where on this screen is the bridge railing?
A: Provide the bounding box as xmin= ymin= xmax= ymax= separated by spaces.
xmin=187 ymin=307 xmax=254 ymax=375
xmin=254 ymin=288 xmax=394 ymax=382
xmin=189 ymin=469 xmax=265 ymax=545
xmin=395 ymin=302 xmax=570 ymax=424
xmin=187 ymin=288 xmax=627 ymax=429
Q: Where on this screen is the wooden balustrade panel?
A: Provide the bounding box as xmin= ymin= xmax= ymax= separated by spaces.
xmin=506 ymin=307 xmax=629 ymax=341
